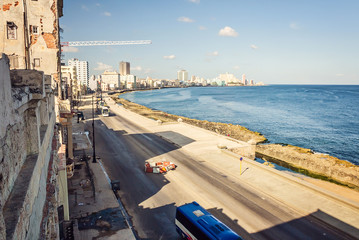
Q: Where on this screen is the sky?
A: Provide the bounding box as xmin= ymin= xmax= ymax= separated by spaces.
xmin=60 ymin=0 xmax=359 ymax=85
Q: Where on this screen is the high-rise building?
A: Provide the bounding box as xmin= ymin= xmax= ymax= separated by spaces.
xmin=119 ymin=61 xmax=130 ymax=75
xmin=241 ymin=74 xmax=246 ymax=84
xmin=68 ymin=58 xmax=89 ymax=88
xmin=177 ymin=70 xmax=188 ymax=81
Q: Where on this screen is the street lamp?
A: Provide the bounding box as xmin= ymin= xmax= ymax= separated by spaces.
xmin=92 ymin=94 xmax=96 ymax=163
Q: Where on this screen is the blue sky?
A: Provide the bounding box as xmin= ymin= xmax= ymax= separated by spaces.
xmin=60 ymin=0 xmax=359 ymax=84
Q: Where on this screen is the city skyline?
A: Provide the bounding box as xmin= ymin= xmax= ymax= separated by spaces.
xmin=61 ymin=0 xmax=359 ymax=85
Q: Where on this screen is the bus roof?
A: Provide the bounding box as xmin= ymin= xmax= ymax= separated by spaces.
xmin=177 ymin=202 xmax=242 ymax=240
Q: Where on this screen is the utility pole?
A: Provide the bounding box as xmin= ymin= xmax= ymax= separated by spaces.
xmin=92 ymin=95 xmax=96 ymax=163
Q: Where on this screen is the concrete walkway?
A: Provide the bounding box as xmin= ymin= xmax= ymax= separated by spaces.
xmin=105 ymin=94 xmax=359 ymax=239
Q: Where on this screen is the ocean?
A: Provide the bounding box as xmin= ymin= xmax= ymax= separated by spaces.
xmin=121 ymin=85 xmax=359 ymax=165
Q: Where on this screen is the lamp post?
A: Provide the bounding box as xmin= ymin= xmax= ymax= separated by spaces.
xmin=92 ymin=95 xmax=96 ymax=163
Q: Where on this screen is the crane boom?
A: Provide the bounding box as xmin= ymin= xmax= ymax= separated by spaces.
xmin=61 ymin=40 xmax=151 ymax=47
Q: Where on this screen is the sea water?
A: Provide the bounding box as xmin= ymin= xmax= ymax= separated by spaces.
xmin=121 ymin=85 xmax=359 ymax=165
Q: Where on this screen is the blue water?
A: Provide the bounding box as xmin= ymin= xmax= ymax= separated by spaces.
xmin=121 ymin=85 xmax=359 ymax=165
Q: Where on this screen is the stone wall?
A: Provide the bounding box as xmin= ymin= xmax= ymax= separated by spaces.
xmin=256 ymin=144 xmax=359 ymax=189
xmin=0 ymin=54 xmax=59 ymax=240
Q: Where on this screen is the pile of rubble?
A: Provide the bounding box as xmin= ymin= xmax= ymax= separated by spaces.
xmin=145 ymin=161 xmax=177 ymax=174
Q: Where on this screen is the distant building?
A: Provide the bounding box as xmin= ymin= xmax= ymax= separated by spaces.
xmin=101 ymin=71 xmax=120 ymax=90
xmin=241 ymin=74 xmax=246 ymax=84
xmin=120 ymin=75 xmax=137 ymax=89
xmin=61 ymin=65 xmax=80 ymax=100
xmin=177 ymin=70 xmax=188 ymax=81
xmin=68 ymin=58 xmax=89 ymax=88
xmin=119 ymin=61 xmax=130 ymax=75
xmin=218 ymin=73 xmax=239 ymax=84
xmin=89 ymin=75 xmax=98 ymax=91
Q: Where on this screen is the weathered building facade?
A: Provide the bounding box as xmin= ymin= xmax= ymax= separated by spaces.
xmin=0 ymin=0 xmax=63 ymax=83
xmin=0 ymin=0 xmax=66 ymax=239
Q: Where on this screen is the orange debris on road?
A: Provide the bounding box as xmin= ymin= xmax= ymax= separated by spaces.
xmin=145 ymin=161 xmax=177 ymax=174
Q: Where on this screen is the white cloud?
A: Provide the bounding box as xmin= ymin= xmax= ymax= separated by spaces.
xmin=188 ymin=0 xmax=200 ymax=3
xmin=131 ymin=66 xmax=143 ymax=71
xmin=81 ymin=5 xmax=89 ymax=11
xmin=62 ymin=46 xmax=79 ymax=53
xmin=94 ymin=62 xmax=113 ymax=71
xmin=104 ymin=11 xmax=111 ymax=16
xmin=251 ymin=44 xmax=259 ymax=50
xmin=177 ymin=16 xmax=194 ymax=23
xmin=96 ymin=3 xmax=100 ymax=7
xmin=218 ymin=26 xmax=238 ymax=37
xmin=163 ymin=55 xmax=176 ymax=60
xmin=208 ymin=51 xmax=219 ymax=56
xmin=198 ymin=26 xmax=207 ymax=30
xmin=290 ymin=22 xmax=300 ymax=29
xmin=233 ymin=66 xmax=240 ymax=70
xmin=336 ymin=73 xmax=345 ymax=77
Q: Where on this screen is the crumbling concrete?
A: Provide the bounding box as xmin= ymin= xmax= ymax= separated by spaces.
xmin=0 ymin=54 xmax=59 ymax=240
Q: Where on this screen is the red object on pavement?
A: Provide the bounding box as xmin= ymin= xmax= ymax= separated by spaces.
xmin=144 ymin=161 xmax=177 ymax=174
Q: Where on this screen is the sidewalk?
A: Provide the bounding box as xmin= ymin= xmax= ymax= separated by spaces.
xmin=68 ymin=95 xmax=136 ymax=240
xmin=105 ymin=94 xmax=359 ymax=238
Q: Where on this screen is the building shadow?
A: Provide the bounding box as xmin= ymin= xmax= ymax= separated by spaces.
xmin=84 ymin=119 xmax=193 ymax=239
xmin=207 ymin=207 xmax=359 ymax=240
xmin=155 ymin=131 xmax=195 ymax=147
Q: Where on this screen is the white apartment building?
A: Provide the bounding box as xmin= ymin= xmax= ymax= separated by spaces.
xmin=101 ymin=71 xmax=120 ymax=90
xmin=241 ymin=74 xmax=246 ymax=84
xmin=68 ymin=58 xmax=89 ymax=88
xmin=61 ymin=65 xmax=80 ymax=100
xmin=177 ymin=70 xmax=188 ymax=81
xmin=89 ymin=75 xmax=101 ymax=91
xmin=218 ymin=73 xmax=239 ymax=84
xmin=120 ymin=75 xmax=137 ymax=89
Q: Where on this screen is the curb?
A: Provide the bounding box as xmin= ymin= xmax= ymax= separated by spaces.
xmin=97 ymin=159 xmax=138 ymax=240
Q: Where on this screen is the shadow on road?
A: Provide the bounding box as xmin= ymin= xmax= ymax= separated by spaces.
xmin=86 ymin=118 xmax=191 ymax=238
xmin=208 ymin=207 xmax=358 ymax=240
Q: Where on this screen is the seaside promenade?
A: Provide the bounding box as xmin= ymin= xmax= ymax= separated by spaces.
xmin=103 ymin=93 xmax=359 ymax=239
xmin=67 ymin=93 xmax=359 ymax=239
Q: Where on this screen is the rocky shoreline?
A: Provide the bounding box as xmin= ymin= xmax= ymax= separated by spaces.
xmin=112 ymin=94 xmax=359 ymax=190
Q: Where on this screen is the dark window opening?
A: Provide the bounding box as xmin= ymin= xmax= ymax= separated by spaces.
xmin=7 ymin=22 xmax=17 ymax=40
xmin=32 ymin=25 xmax=39 ymax=34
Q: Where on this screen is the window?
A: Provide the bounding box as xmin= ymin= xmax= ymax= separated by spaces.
xmin=7 ymin=22 xmax=17 ymax=40
xmin=34 ymin=58 xmax=40 ymax=67
xmin=32 ymin=25 xmax=39 ymax=34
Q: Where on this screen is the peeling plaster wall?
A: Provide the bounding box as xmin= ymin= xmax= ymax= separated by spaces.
xmin=28 ymin=0 xmax=60 ymax=85
xmin=0 ymin=0 xmax=26 ymax=69
xmin=1 ymin=0 xmax=61 ymax=84
xmin=28 ymin=0 xmax=59 ymax=75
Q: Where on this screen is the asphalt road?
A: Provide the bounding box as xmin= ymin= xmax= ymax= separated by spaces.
xmin=85 ymin=110 xmax=355 ymax=240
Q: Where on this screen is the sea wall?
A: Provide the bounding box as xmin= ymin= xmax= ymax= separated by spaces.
xmin=256 ymin=144 xmax=359 ymax=189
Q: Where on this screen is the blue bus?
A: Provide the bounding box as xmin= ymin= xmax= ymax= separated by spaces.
xmin=175 ymin=202 xmax=243 ymax=240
